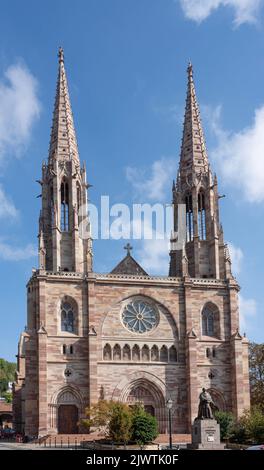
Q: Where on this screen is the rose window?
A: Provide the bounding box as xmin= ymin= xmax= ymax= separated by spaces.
xmin=122 ymin=300 xmax=158 ymax=333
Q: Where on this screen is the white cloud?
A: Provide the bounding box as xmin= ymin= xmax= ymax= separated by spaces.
xmin=228 ymin=242 xmax=244 ymax=276
xmin=132 ymin=217 xmax=170 ymax=274
xmin=136 ymin=238 xmax=170 ymax=275
xmin=126 ymin=157 xmax=177 ymax=202
xmin=239 ymin=294 xmax=257 ymax=333
xmin=203 ymin=104 xmax=264 ymax=203
xmin=179 ymin=0 xmax=262 ymax=26
xmin=0 ymin=185 xmax=18 ymax=219
xmin=0 ymin=62 xmax=41 ymax=163
xmin=0 ymin=240 xmax=37 ymax=261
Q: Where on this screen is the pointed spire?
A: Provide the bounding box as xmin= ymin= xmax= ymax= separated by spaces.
xmin=48 ymin=47 xmax=80 ymax=164
xmin=179 ymin=62 xmax=209 ymax=174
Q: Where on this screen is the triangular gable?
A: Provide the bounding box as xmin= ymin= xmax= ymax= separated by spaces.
xmin=110 ymin=254 xmax=148 ymax=276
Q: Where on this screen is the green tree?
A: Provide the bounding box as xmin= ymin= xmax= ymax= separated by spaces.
xmin=238 ymin=407 xmax=264 ymax=444
xmin=131 ymin=404 xmax=158 ymax=447
xmin=82 ymin=400 xmax=114 ymax=433
xmin=215 ymin=411 xmax=234 ymax=441
xmin=0 ymin=358 xmax=16 ymax=395
xmin=108 ymin=402 xmax=132 ymax=444
xmin=249 ymin=343 xmax=264 ymax=412
xmin=2 ymin=391 xmax=12 ymax=403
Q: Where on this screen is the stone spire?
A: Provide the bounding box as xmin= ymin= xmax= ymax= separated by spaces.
xmin=179 ymin=62 xmax=209 ymax=176
xmin=48 ymin=47 xmax=80 ymax=164
xmin=38 ymin=48 xmax=92 ymax=273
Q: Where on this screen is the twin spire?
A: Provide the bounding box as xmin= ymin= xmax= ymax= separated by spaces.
xmin=179 ymin=62 xmax=209 ymax=175
xmin=49 ymin=49 xmax=206 ymax=178
xmin=48 ymin=47 xmax=80 ymax=165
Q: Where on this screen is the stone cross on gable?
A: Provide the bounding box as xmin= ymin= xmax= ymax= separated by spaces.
xmin=124 ymin=243 xmax=133 ymax=256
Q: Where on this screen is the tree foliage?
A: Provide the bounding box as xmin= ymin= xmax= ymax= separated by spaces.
xmin=0 ymin=358 xmax=16 ymax=395
xmin=108 ymin=402 xmax=132 ymax=444
xmin=215 ymin=411 xmax=234 ymax=441
xmin=82 ymin=401 xmax=158 ymax=445
xmin=249 ymin=342 xmax=264 ymax=412
xmin=131 ymin=404 xmax=158 ymax=446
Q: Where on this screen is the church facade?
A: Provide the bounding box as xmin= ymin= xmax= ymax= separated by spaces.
xmin=13 ymin=49 xmax=250 ymax=437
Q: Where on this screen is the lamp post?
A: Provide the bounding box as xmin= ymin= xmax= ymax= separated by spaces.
xmin=166 ymin=398 xmax=173 ymax=450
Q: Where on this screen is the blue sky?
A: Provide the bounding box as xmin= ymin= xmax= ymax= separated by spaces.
xmin=0 ymin=0 xmax=264 ymax=362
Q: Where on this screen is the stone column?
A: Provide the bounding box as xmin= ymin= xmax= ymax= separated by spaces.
xmin=87 ymin=278 xmax=98 ymax=405
xmin=242 ymin=336 xmax=250 ymax=411
xmin=37 ymin=326 xmax=48 ymax=435
xmin=186 ymin=328 xmax=198 ymax=431
xmin=230 ymin=330 xmax=245 ymax=418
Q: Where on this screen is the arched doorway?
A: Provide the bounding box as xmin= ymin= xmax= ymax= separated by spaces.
xmin=50 ymin=387 xmax=83 ymax=434
xmin=128 ymin=385 xmax=156 ymax=416
xmin=58 ymin=405 xmax=78 ymax=434
xmin=121 ymin=378 xmax=167 ymax=433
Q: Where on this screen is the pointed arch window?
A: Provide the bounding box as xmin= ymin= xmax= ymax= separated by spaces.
xmin=113 ymin=344 xmax=121 ymax=361
xmin=151 ymin=345 xmax=159 ymax=362
xmin=123 ymin=344 xmax=131 ymax=361
xmin=185 ymin=193 xmax=193 ymax=242
xmin=132 ymin=345 xmax=140 ymax=362
xmin=76 ymin=183 xmax=81 ymax=212
xmin=169 ymin=345 xmax=178 ymax=362
xmin=198 ymin=190 xmax=206 ymax=240
xmin=142 ymin=345 xmax=150 ymax=362
xmin=61 ymin=302 xmax=75 ymax=333
xmin=50 ymin=184 xmax=55 ymax=226
xmin=103 ymin=344 xmax=112 ymax=361
xmin=202 ymin=308 xmax=214 ymax=337
xmin=160 ymin=345 xmax=168 ymax=362
xmin=60 ymin=178 xmax=69 ymax=231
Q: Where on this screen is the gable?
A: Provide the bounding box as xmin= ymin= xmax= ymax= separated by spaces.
xmin=110 ymin=254 xmax=149 ymax=276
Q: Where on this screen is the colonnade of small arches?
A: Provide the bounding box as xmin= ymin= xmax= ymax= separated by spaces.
xmin=102 ymin=343 xmax=178 ymax=363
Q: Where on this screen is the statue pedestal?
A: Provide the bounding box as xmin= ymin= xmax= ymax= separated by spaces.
xmin=187 ymin=419 xmax=225 ymax=450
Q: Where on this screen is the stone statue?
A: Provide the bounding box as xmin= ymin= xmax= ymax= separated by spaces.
xmin=197 ymin=388 xmax=216 ymax=419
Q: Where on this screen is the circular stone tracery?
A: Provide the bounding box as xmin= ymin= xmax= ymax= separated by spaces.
xmin=122 ymin=300 xmax=158 ymax=333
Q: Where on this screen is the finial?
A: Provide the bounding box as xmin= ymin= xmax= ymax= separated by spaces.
xmin=172 ymin=179 xmax=176 ymax=192
xmin=187 ymin=61 xmax=193 ymax=79
xmin=58 ymin=47 xmax=64 ymax=63
xmin=124 ymin=243 xmax=133 ymax=256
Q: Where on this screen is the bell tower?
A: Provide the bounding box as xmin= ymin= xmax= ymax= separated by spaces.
xmin=169 ymin=63 xmax=231 ymax=280
xmin=38 ymin=48 xmax=92 ymax=273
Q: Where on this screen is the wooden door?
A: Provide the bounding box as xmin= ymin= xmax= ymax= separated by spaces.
xmin=58 ymin=405 xmax=78 ymax=434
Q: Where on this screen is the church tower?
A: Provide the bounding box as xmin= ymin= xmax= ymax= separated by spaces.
xmin=38 ymin=47 xmax=92 ymax=273
xmin=169 ymin=63 xmax=231 ymax=280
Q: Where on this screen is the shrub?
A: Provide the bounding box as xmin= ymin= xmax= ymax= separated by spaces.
xmin=131 ymin=404 xmax=158 ymax=446
xmin=108 ymin=402 xmax=132 ymax=444
xmin=215 ymin=411 xmax=234 ymax=441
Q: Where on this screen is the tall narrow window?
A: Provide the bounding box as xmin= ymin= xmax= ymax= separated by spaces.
xmin=202 ymin=308 xmax=214 ymax=337
xmin=60 ymin=179 xmax=69 ymax=231
xmin=103 ymin=344 xmax=112 ymax=360
xmin=123 ymin=344 xmax=131 ymax=361
xmin=113 ymin=344 xmax=121 ymax=361
xmin=50 ymin=185 xmax=54 ymax=226
xmin=185 ymin=193 xmax=193 ymax=242
xmin=198 ymin=191 xmax=206 ymax=240
xmin=76 ymin=183 xmax=81 ymax=212
xmin=160 ymin=345 xmax=168 ymax=362
xmin=61 ymin=302 xmax=75 ymax=333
